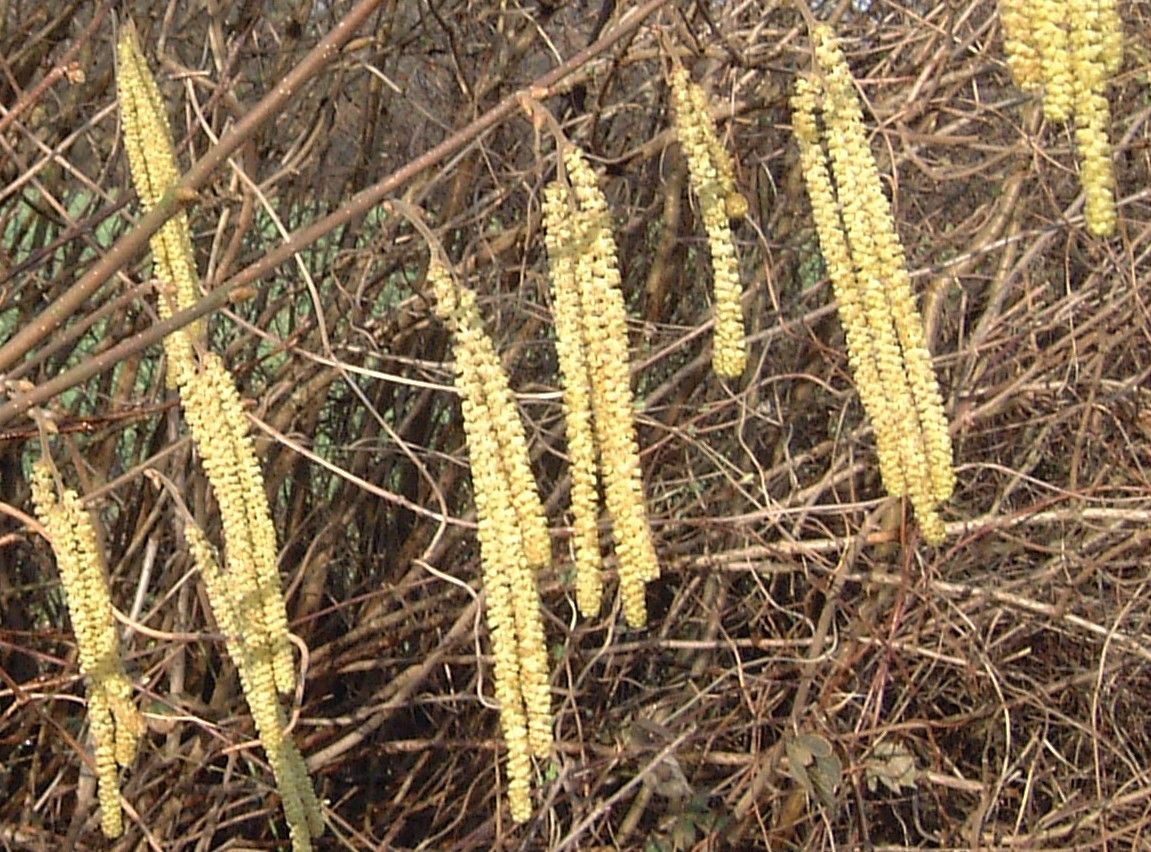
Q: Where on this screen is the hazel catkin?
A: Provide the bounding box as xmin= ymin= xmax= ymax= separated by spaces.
xmin=543 ymin=147 xmax=660 ymax=627
xmin=999 ymin=0 xmax=1123 ymax=236
xmin=793 ymin=25 xmax=955 ymax=544
xmin=669 ymin=67 xmax=748 ymax=379
xmin=428 ymin=260 xmax=553 ymax=821
xmin=30 ymin=462 xmax=143 ymax=838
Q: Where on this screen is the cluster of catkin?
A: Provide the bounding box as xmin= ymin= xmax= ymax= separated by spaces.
xmin=669 ymin=67 xmax=749 ymax=378
xmin=1000 ymin=0 xmax=1123 ymax=235
xmin=30 ymin=464 xmax=144 ymax=838
xmin=543 ymin=147 xmax=661 ymax=628
xmin=792 ymin=25 xmax=955 ymax=544
xmin=117 ymin=24 xmax=322 ymax=849
xmin=428 ymin=261 xmax=552 ymax=823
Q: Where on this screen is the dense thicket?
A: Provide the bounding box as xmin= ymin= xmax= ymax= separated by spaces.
xmin=1 ymin=1 xmax=1149 ymax=848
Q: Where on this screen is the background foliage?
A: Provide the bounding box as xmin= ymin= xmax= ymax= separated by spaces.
xmin=1 ymin=0 xmax=1150 ymax=848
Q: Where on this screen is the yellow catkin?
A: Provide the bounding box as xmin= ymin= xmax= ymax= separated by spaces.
xmin=542 ymin=180 xmax=604 ymax=619
xmin=819 ymin=23 xmax=955 ymax=521
xmin=1069 ymin=0 xmax=1118 ymax=236
xmin=545 ymin=148 xmax=660 ymax=628
xmin=30 ymin=463 xmax=143 ymax=838
xmin=795 ymin=26 xmax=955 ymax=545
xmin=1000 ymin=0 xmax=1043 ymax=91
xmin=1098 ymin=0 xmax=1123 ymax=77
xmin=819 ymin=54 xmax=955 ymax=511
xmin=115 ymin=22 xmax=203 ymax=357
xmin=180 ymin=354 xmax=296 ymax=696
xmin=187 ymin=524 xmax=324 ymax=849
xmin=999 ymin=0 xmax=1122 ymax=237
xmin=1033 ymin=0 xmax=1074 ymax=122
xmin=476 ymin=328 xmax=552 ymax=758
xmin=429 ymin=261 xmax=552 ymax=820
xmin=118 ymin=24 xmax=295 ymax=694
xmin=669 ymin=67 xmax=748 ymax=379
xmin=794 ymin=77 xmax=909 ymax=499
xmin=118 ymin=26 xmax=319 ymax=845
